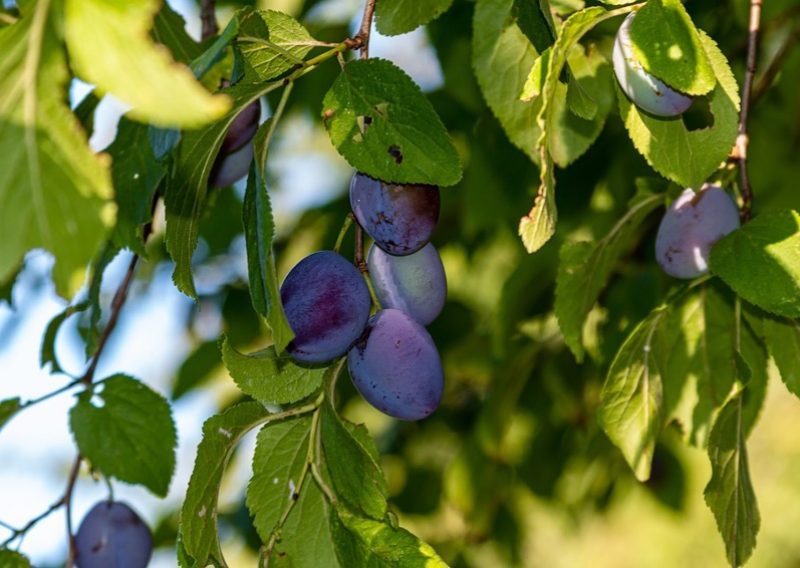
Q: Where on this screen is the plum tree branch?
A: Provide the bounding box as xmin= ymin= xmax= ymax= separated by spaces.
xmin=735 ymin=0 xmax=763 ymax=222
xmin=200 ymin=0 xmax=218 ymax=41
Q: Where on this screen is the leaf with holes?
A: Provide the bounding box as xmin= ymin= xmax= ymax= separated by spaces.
xmin=322 ymin=58 xmax=462 ymax=186
xmin=69 ymin=375 xmax=176 ymax=496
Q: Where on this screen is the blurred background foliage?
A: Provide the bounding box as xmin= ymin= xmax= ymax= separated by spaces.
xmin=2 ymin=0 xmax=800 ymax=566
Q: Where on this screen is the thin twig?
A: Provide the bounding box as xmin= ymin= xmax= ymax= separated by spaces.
xmin=63 ymin=455 xmax=83 ymax=568
xmin=357 ymin=0 xmax=377 ymax=59
xmin=200 ymin=0 xmax=218 ymax=41
xmin=734 ymin=0 xmax=763 ymax=222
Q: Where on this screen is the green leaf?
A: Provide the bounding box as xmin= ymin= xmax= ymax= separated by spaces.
xmin=70 ymin=374 xmax=176 ymax=497
xmin=374 ymin=0 xmax=454 ymax=36
xmin=320 ymin=403 xmax=387 ymax=520
xmin=0 ymin=2 xmax=112 ymax=297
xmin=555 ymin=190 xmax=663 ymax=361
xmin=221 ymin=337 xmax=325 ymax=405
xmin=236 ymin=9 xmax=314 ymax=82
xmin=0 ymin=397 xmax=22 ymax=434
xmin=473 ymin=0 xmax=542 ymax=161
xmin=331 ymin=507 xmax=448 ymax=567
xmin=710 ymin=210 xmax=800 ymax=318
xmin=512 ymin=0 xmax=555 ymax=53
xmin=762 ymin=316 xmax=800 ymax=398
xmin=151 ymin=1 xmax=202 ymax=65
xmin=243 ymin=121 xmax=294 ymax=353
xmin=40 ymin=301 xmax=89 ymax=374
xmin=628 ymin=0 xmax=715 ymax=96
xmin=704 ymin=394 xmax=760 ymax=567
xmin=180 ymin=401 xmax=271 ymax=566
xmin=268 ymin=478 xmax=341 ymax=567
xmin=107 ymin=118 xmax=166 ymax=255
xmin=618 ymin=31 xmax=740 ymax=189
xmin=599 ymin=306 xmax=668 ymax=480
xmin=0 ymin=549 xmax=32 ymax=568
xmin=64 ymin=0 xmax=230 ymax=128
xmin=322 ymin=58 xmax=462 ymax=187
xmin=172 ymin=340 xmax=221 ymax=400
xmin=247 ymin=415 xmax=311 ymax=542
xmin=165 ymin=81 xmax=265 ymax=298
xmin=519 ymin=5 xmax=632 ymax=253
xmin=0 ymin=261 xmax=22 ymax=306
xmin=80 ymin=243 xmax=118 ymax=358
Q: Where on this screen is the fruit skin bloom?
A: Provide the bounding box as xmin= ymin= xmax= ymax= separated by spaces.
xmin=655 ymin=184 xmax=741 ymax=279
xmin=612 ymin=11 xmax=693 ymax=117
xmin=74 ymin=500 xmax=152 ymax=568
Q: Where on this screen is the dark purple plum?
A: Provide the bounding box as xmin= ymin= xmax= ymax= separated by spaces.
xmin=348 ymin=309 xmax=444 ymax=420
xmin=367 ymin=243 xmax=446 ymax=326
xmin=74 ymin=500 xmax=152 ymax=568
xmin=655 ymin=184 xmax=741 ymax=279
xmin=220 ymin=100 xmax=260 ymax=155
xmin=208 ymin=140 xmax=254 ymax=188
xmin=350 ymin=172 xmax=440 ymax=256
xmin=281 ymin=251 xmax=371 ymax=364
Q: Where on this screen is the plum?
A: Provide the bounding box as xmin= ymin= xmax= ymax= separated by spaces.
xmin=655 ymin=184 xmax=741 ymax=279
xmin=74 ymin=500 xmax=152 ymax=568
xmin=209 ymin=99 xmax=261 ymax=188
xmin=208 ymin=140 xmax=254 ymax=188
xmin=348 ymin=309 xmax=444 ymax=420
xmin=367 ymin=243 xmax=446 ymax=326
xmin=281 ymin=251 xmax=371 ymax=364
xmin=612 ymin=11 xmax=693 ymax=117
xmin=350 ymin=172 xmax=440 ymax=256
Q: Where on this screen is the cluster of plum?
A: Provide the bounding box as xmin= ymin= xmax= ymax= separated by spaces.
xmin=74 ymin=500 xmax=152 ymax=568
xmin=280 ymin=173 xmax=447 ymax=420
xmin=612 ymin=11 xmax=742 ymax=278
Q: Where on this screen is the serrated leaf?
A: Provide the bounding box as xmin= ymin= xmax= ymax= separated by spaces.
xmin=236 ymin=8 xmax=314 ymax=82
xmin=331 ymin=507 xmax=448 ymax=567
xmin=268 ymin=478 xmax=340 ymax=567
xmin=0 ymin=397 xmax=22 ymax=434
xmin=64 ymin=0 xmax=229 ymax=128
xmin=70 ymin=374 xmax=176 ymax=497
xmin=247 ymin=415 xmax=311 ymax=542
xmin=762 ymin=316 xmax=800 ymax=398
xmin=244 ymin=121 xmax=294 ymax=353
xmin=473 ymin=0 xmax=542 ymax=161
xmin=221 ymin=336 xmax=325 ymax=405
xmin=704 ymin=394 xmax=760 ymax=567
xmin=556 ymin=191 xmax=663 ymax=361
xmin=108 ymin=118 xmax=165 ymax=255
xmin=520 ymin=5 xmax=632 ymax=253
xmin=628 ymin=0 xmax=715 ymax=96
xmin=40 ymin=301 xmax=89 ymax=374
xmin=323 ymin=58 xmax=461 ymax=186
xmin=180 ymin=401 xmax=272 ymax=566
xmin=618 ymin=31 xmax=740 ymax=189
xmin=375 ymin=0 xmax=454 ymax=36
xmin=165 ymin=81 xmax=265 ymax=298
xmin=320 ymin=403 xmax=387 ymax=520
xmin=0 ymin=2 xmax=112 ymax=297
xmin=0 ymin=549 xmax=32 ymax=568
xmin=710 ymin=210 xmax=800 ymax=318
xmin=599 ymin=306 xmax=668 ymax=480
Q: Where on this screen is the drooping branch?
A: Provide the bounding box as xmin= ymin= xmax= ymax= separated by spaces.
xmin=734 ymin=0 xmax=763 ymax=222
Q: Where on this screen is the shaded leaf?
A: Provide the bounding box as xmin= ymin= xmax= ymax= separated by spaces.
xmin=0 ymin=397 xmax=22 ymax=434
xmin=41 ymin=301 xmax=89 ymax=374
xmin=762 ymin=316 xmax=800 ymax=398
xmin=375 ymin=0 xmax=454 ymax=36
xmin=0 ymin=550 xmax=31 ymax=568
xmin=70 ymin=374 xmax=176 ymax=497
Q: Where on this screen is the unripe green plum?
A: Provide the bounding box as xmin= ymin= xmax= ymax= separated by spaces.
xmin=612 ymin=12 xmax=693 ymax=117
xmin=655 ymin=184 xmax=741 ymax=279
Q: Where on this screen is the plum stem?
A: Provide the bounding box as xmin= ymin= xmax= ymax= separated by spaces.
xmin=200 ymin=0 xmax=218 ymax=41
xmin=735 ymin=0 xmax=763 ymax=222
xmin=333 ymin=213 xmax=355 ymax=253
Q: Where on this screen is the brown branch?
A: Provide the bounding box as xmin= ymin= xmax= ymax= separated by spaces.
xmin=350 ymin=0 xmax=377 ymax=59
xmin=734 ymin=0 xmax=763 ymax=222
xmin=355 ymin=225 xmax=367 ymax=273
xmin=200 ymin=0 xmax=218 ymax=42
xmin=63 ymin=455 xmax=83 ymax=568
